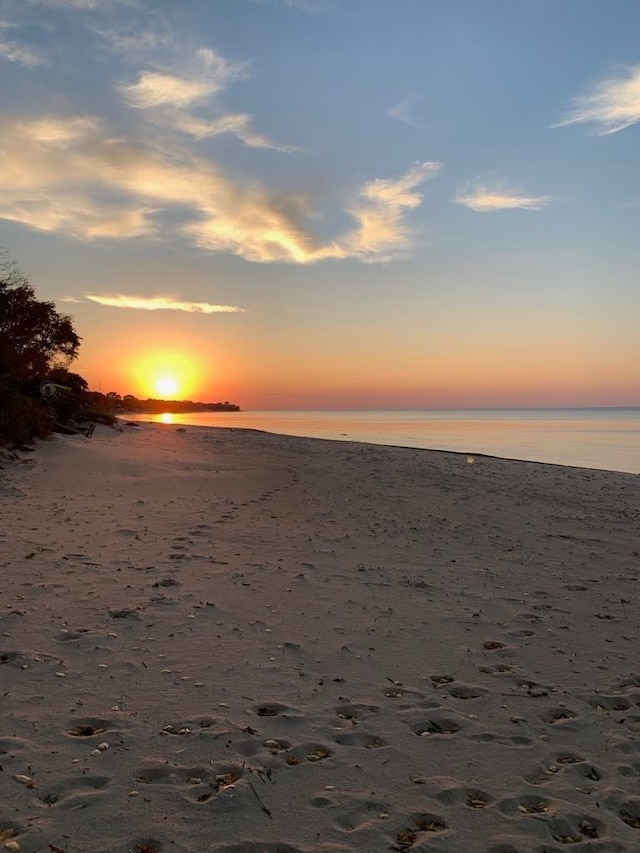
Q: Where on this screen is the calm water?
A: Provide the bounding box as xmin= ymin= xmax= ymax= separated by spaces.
xmin=126 ymin=409 xmax=640 ymax=474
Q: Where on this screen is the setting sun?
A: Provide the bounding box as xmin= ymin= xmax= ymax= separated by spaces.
xmin=129 ymin=348 xmax=203 ymax=400
xmin=156 ymin=376 xmax=179 ymax=397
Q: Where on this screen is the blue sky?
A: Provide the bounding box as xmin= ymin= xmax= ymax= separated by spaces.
xmin=0 ymin=0 xmax=638 ymax=407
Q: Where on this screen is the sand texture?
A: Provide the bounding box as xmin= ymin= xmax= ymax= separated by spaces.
xmin=1 ymin=425 xmax=640 ymax=853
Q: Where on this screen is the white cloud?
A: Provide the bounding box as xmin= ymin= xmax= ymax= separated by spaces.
xmin=93 ymin=26 xmax=169 ymax=55
xmin=121 ymin=71 xmax=220 ymax=108
xmin=243 ymin=0 xmax=330 ymax=11
xmin=84 ymin=294 xmax=245 ymax=313
xmin=29 ymin=0 xmax=137 ymax=9
xmin=342 ymin=161 xmax=442 ymax=261
xmin=116 ymin=47 xmax=294 ymax=150
xmin=385 ymin=95 xmax=422 ymax=129
xmin=175 ymin=111 xmax=297 ymax=151
xmin=0 ymin=38 xmax=44 ymax=66
xmin=0 ymin=112 xmax=439 ymax=263
xmin=455 ymin=179 xmax=550 ymax=212
xmin=119 ymin=49 xmax=243 ymax=109
xmin=555 ymin=65 xmax=640 ymax=135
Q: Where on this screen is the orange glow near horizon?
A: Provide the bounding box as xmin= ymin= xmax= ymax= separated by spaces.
xmin=131 ymin=349 xmax=202 ymax=400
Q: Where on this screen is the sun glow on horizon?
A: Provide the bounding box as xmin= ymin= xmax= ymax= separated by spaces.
xmin=132 ymin=349 xmax=203 ymax=400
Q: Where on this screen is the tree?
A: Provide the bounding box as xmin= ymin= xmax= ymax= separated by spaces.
xmin=0 ymin=249 xmax=82 ymax=447
xmin=0 ymin=250 xmax=80 ymax=385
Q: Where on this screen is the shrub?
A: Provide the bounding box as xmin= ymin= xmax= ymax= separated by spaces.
xmin=0 ymin=392 xmax=51 ymax=448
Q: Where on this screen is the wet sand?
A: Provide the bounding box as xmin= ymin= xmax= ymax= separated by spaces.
xmin=1 ymin=424 xmax=640 ymax=853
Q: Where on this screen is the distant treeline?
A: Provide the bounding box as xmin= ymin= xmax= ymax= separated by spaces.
xmin=119 ymin=396 xmax=240 ymax=413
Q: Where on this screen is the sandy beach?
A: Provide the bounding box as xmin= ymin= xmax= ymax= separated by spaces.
xmin=1 ymin=424 xmax=640 ymax=853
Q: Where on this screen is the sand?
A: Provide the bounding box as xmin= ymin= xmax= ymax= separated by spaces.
xmin=1 ymin=423 xmax=640 ymax=853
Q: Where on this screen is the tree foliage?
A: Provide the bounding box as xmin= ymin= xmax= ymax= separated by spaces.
xmin=0 ymin=250 xmax=80 ymax=384
xmin=0 ymin=250 xmax=82 ymax=446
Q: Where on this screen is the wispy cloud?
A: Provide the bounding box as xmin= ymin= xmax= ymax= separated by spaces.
xmin=20 ymin=115 xmax=102 ymax=144
xmin=83 ymin=294 xmax=245 ymax=313
xmin=174 ymin=111 xmax=297 ymax=151
xmin=342 ymin=161 xmax=442 ymax=261
xmin=0 ymin=113 xmax=440 ymax=263
xmin=455 ymin=178 xmax=550 ymax=212
xmin=385 ymin=95 xmax=422 ymax=130
xmin=554 ymin=65 xmax=640 ymax=135
xmin=243 ymin=0 xmax=331 ymax=12
xmin=92 ymin=26 xmax=170 ymax=56
xmin=0 ymin=38 xmax=44 ymax=66
xmin=29 ymin=0 xmax=137 ymax=9
xmin=119 ymin=49 xmax=243 ymax=109
xmin=117 ymin=46 xmax=293 ymax=150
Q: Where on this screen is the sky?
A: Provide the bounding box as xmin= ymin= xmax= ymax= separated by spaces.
xmin=0 ymin=0 xmax=639 ymax=409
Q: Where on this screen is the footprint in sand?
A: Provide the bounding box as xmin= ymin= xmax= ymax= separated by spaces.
xmin=55 ymin=628 xmax=92 ymax=642
xmin=589 ymin=695 xmax=631 ymax=712
xmin=38 ymin=774 xmax=110 ymax=808
xmin=446 ymin=683 xmax=488 ymax=700
xmin=335 ymin=702 xmax=380 ymax=722
xmin=0 ymin=823 xmax=25 ymax=850
xmin=209 ymin=844 xmax=304 ymax=853
xmin=468 ymin=732 xmax=534 ymax=747
xmin=253 ymin=701 xmax=297 ymax=718
xmin=311 ymin=791 xmax=390 ymax=832
xmin=65 ymin=717 xmax=114 ymax=738
xmin=604 ymin=791 xmax=640 ymax=831
xmin=617 ymin=762 xmax=640 ymax=778
xmin=333 ymin=731 xmax=388 ymax=749
xmin=555 ymin=751 xmax=586 ymax=765
xmin=0 ymin=736 xmax=33 ymax=761
xmin=575 ymin=763 xmax=603 ymax=782
xmin=431 ymin=783 xmax=494 ymax=809
xmin=134 ymin=762 xmax=246 ymax=805
xmin=391 ymin=813 xmax=450 ymax=850
xmin=409 ymin=715 xmax=463 ymax=737
xmin=539 ymin=706 xmax=578 ymax=724
xmin=547 ymin=813 xmax=607 ymax=844
xmin=1 ymin=649 xmax=59 ymax=665
xmin=255 ymin=730 xmax=288 ymax=748
xmin=282 ymin=742 xmax=333 ymax=765
xmin=497 ymin=793 xmax=551 ymax=816
xmin=430 ymin=674 xmax=455 ymax=687
xmin=478 ymin=664 xmax=514 ymax=674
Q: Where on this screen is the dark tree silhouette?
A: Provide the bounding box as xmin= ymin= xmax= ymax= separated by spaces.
xmin=0 ymin=250 xmax=82 ymax=447
xmin=0 ymin=250 xmax=80 ymax=384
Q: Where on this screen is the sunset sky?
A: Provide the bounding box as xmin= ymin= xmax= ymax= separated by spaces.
xmin=1 ymin=0 xmax=639 ymax=409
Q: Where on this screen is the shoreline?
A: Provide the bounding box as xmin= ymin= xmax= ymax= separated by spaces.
xmin=2 ymin=424 xmax=640 ymax=852
xmin=124 ymin=415 xmax=640 ymax=477
xmin=121 ymin=409 xmax=640 ymax=476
